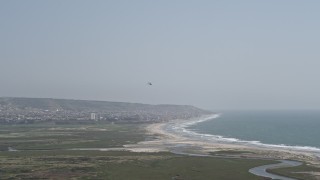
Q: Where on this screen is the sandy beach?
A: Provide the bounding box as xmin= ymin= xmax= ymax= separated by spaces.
xmin=125 ymin=114 xmax=320 ymax=168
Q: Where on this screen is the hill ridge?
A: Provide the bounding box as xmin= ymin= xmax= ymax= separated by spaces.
xmin=0 ymin=97 xmax=211 ymax=124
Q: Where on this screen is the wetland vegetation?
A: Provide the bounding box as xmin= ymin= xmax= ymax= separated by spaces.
xmin=0 ymin=123 xmax=319 ymax=179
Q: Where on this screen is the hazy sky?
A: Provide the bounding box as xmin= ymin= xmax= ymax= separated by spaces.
xmin=1 ymin=0 xmax=320 ymax=110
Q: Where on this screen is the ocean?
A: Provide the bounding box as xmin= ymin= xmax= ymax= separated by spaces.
xmin=185 ymin=111 xmax=320 ymax=152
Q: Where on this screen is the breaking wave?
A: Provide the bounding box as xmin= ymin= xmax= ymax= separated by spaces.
xmin=166 ymin=114 xmax=320 ymax=153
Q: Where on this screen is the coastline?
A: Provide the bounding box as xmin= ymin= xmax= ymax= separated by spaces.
xmin=125 ymin=114 xmax=320 ymax=166
xmin=168 ymin=113 xmax=320 ymax=154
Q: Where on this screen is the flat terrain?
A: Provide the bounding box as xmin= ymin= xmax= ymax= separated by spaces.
xmin=269 ymin=164 xmax=320 ymax=180
xmin=0 ymin=123 xmax=146 ymax=151
xmin=0 ymin=150 xmax=275 ymax=180
xmin=0 ymin=123 xmax=318 ymax=179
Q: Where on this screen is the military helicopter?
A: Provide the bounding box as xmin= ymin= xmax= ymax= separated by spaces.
xmin=147 ymin=82 xmax=152 ymax=86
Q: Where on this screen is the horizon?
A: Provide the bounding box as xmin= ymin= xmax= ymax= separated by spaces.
xmin=3 ymin=96 xmax=320 ymax=112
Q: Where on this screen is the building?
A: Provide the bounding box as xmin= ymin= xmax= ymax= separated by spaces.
xmin=90 ymin=113 xmax=96 ymax=120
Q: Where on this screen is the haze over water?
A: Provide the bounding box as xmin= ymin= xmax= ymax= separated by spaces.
xmin=187 ymin=111 xmax=320 ymax=150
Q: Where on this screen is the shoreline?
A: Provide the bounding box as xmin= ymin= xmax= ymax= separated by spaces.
xmin=125 ymin=114 xmax=320 ymax=166
xmin=126 ymin=114 xmax=320 ymax=179
xmin=167 ymin=113 xmax=320 ymax=154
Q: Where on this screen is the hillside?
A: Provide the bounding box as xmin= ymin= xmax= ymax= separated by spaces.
xmin=0 ymin=97 xmax=212 ymax=124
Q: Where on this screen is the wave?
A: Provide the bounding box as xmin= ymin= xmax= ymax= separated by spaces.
xmin=167 ymin=114 xmax=320 ymax=153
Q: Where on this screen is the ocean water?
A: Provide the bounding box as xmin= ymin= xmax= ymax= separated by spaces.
xmin=186 ymin=111 xmax=320 ymax=151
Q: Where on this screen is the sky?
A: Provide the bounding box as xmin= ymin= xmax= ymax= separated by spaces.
xmin=1 ymin=0 xmax=320 ymax=110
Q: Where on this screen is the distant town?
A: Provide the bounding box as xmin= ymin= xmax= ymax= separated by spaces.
xmin=0 ymin=97 xmax=211 ymax=124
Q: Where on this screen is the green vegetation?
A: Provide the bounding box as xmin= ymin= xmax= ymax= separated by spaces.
xmin=0 ymin=123 xmax=146 ymax=151
xmin=268 ymin=163 xmax=320 ymax=180
xmin=0 ymin=123 xmax=317 ymax=179
xmin=0 ymin=150 xmax=275 ymax=180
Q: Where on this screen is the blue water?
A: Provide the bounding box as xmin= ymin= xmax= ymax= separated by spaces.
xmin=187 ymin=111 xmax=320 ymax=149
